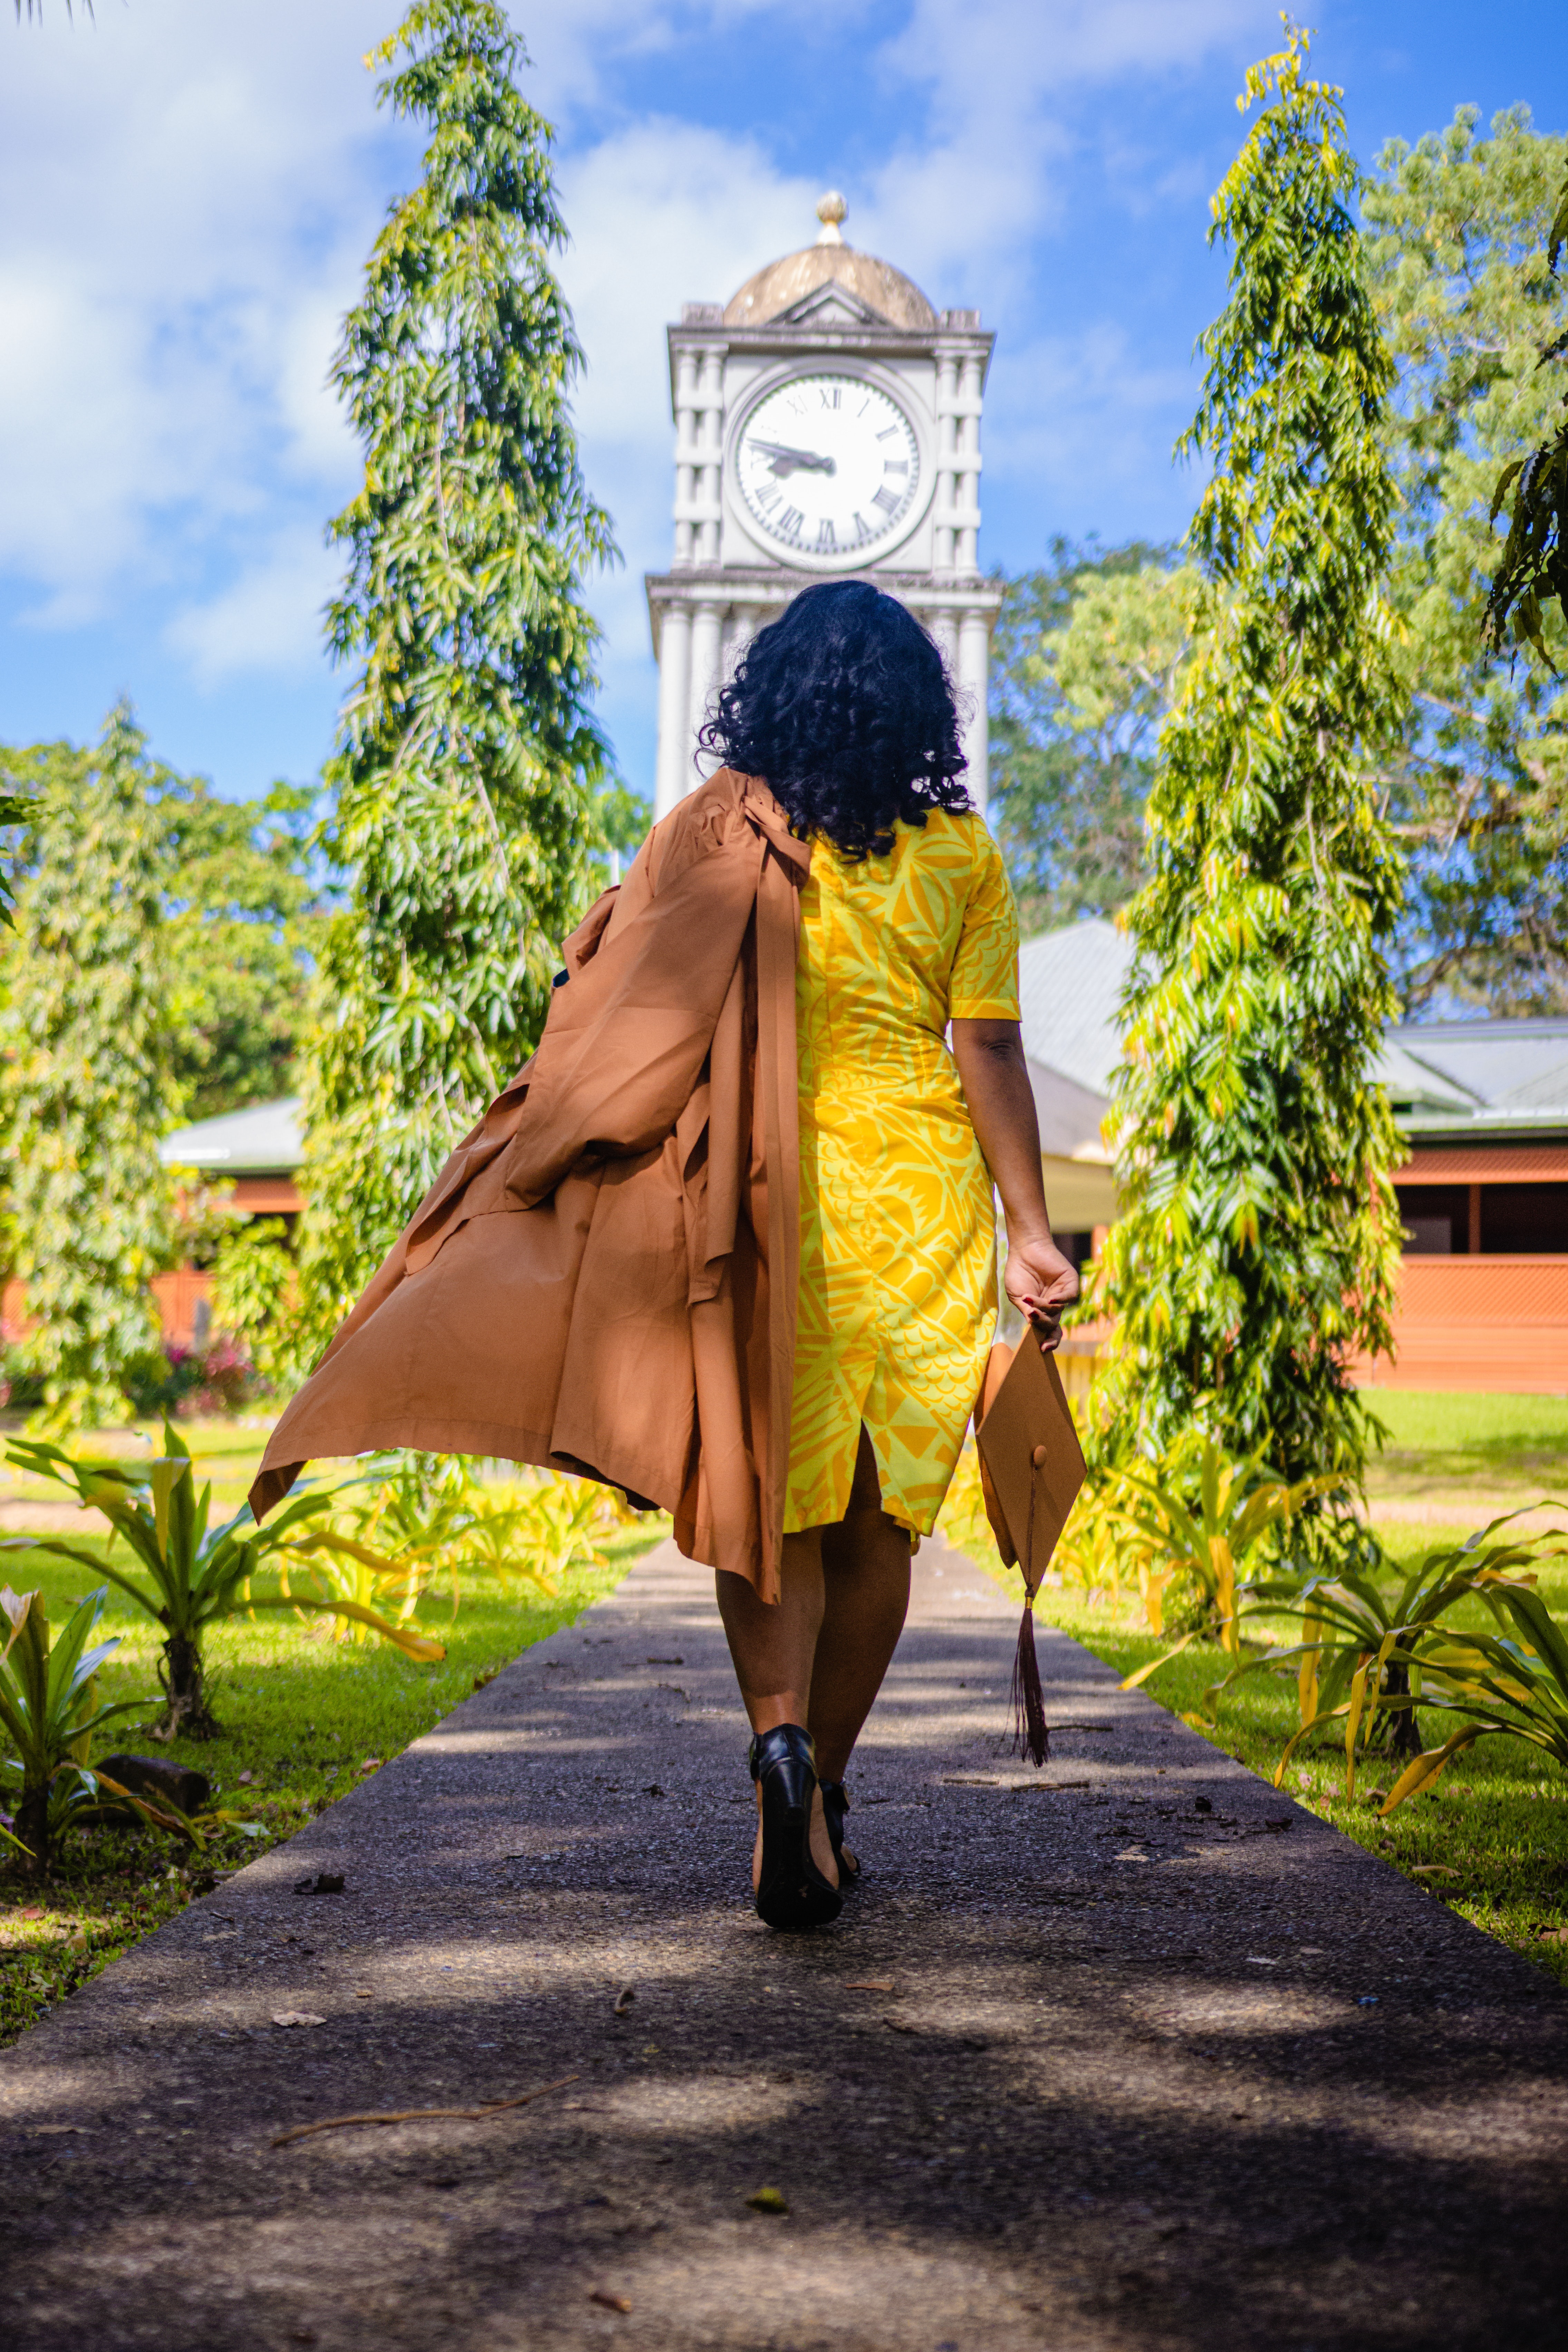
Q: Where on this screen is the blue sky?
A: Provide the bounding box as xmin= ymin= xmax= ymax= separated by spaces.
xmin=0 ymin=0 xmax=1561 ymax=805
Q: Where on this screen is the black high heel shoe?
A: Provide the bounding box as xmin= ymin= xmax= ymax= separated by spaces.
xmin=749 ymin=1724 xmax=843 ymax=1930
xmin=818 ymin=1780 xmax=861 ymax=1891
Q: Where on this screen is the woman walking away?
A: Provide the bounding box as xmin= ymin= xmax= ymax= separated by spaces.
xmin=698 ymin=581 xmax=1079 ymax=1929
xmin=248 ymin=582 xmax=1077 ymax=1936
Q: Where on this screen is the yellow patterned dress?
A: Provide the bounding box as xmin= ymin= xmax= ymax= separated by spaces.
xmin=784 ymin=807 xmax=1021 ymax=1537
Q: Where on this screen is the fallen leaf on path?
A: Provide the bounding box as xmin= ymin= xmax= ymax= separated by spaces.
xmin=359 ymin=1758 xmax=382 ymax=1774
xmin=884 ymin=2017 xmax=918 ymax=2035
xmin=844 ymin=1980 xmax=895 ymax=1993
xmin=1539 ymin=1927 xmax=1568 ymax=1943
xmin=272 ymin=2012 xmax=327 ymax=2029
xmin=1412 ymin=1865 xmax=1460 ymax=1879
xmin=613 ymin=1985 xmax=635 ymax=2016
xmin=270 ymin=2073 xmax=578 ymax=2148
xmin=589 ymin=2292 xmax=632 ymax=2314
xmin=746 ymin=2186 xmax=789 ymax=2213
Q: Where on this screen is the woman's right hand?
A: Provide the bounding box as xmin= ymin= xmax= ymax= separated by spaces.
xmin=1003 ymin=1233 xmax=1080 ymax=1353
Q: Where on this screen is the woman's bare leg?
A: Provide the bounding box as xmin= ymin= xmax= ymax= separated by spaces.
xmin=716 ymin=1531 xmax=825 ymax=1733
xmin=808 ymin=1506 xmax=912 ymax=1784
xmin=716 ymin=1532 xmax=837 ymax=1885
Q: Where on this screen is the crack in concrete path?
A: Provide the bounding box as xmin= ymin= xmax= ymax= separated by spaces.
xmin=2 ymin=1537 xmax=1566 ymax=2350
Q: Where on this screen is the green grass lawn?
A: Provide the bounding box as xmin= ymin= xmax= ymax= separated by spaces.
xmin=1030 ymin=1511 xmax=1568 ymax=1996
xmin=1361 ymin=1389 xmax=1568 ymax=1504
xmin=0 ymin=1410 xmax=275 ymax=1519
xmin=0 ymin=1518 xmax=661 ymax=2049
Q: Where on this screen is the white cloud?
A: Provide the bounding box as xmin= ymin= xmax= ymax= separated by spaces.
xmin=986 ymin=323 xmax=1206 ymax=534
xmin=165 ymin=527 xmax=344 ymax=688
xmin=0 ymin=0 xmax=392 ymax=620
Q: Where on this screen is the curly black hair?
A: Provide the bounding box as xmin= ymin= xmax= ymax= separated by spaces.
xmin=695 ymin=580 xmax=971 ymax=859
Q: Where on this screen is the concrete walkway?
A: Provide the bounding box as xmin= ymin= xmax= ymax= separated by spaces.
xmin=3 ymin=1538 xmax=1566 ymax=2351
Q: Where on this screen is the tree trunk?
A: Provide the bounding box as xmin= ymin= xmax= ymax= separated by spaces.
xmin=156 ymin=1631 xmax=219 ymax=1741
xmin=1378 ymin=1660 xmax=1423 ymax=1758
xmin=15 ymin=1779 xmax=49 ymax=1876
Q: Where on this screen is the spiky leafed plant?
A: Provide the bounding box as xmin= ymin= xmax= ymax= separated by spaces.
xmin=292 ymin=0 xmax=616 ymax=1363
xmin=1085 ymin=25 xmax=1407 ymax=1539
xmin=0 ymin=1585 xmax=154 ymax=1877
xmin=6 ymin=1421 xmax=446 ymax=1740
xmin=1 ymin=707 xmax=178 ymax=1429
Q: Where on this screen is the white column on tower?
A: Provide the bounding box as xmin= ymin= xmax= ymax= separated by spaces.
xmin=654 ymin=602 xmax=693 ymax=820
xmin=959 ymin=606 xmax=990 ymax=815
xmin=673 ymin=348 xmax=700 ymax=567
xmin=931 ymin=607 xmax=959 ymax=677
xmin=955 ymin=355 xmax=983 ymax=573
xmin=696 ymin=351 xmax=724 ymax=562
xmin=688 ymin=599 xmax=724 ymax=778
xmin=933 ymin=353 xmax=960 ymax=575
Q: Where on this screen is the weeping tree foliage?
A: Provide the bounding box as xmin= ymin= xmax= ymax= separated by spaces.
xmin=293 ymin=0 xmax=616 ymax=1362
xmin=1364 ymin=109 xmax=1568 ymax=1012
xmin=990 ymin=540 xmax=1196 ymax=929
xmin=1 ymin=705 xmax=177 ymax=1429
xmin=1483 ymin=153 xmax=1568 ymax=662
xmin=0 ymin=780 xmax=27 ymax=928
xmin=1087 ymin=28 xmax=1406 ymax=1519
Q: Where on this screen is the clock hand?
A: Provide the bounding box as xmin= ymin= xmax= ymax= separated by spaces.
xmin=747 ymin=437 xmax=837 ymax=478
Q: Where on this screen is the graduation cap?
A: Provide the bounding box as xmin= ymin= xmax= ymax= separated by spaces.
xmin=975 ymin=1333 xmax=1087 ymax=1766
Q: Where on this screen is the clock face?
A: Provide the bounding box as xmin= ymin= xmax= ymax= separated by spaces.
xmin=734 ymin=372 xmax=921 ymax=562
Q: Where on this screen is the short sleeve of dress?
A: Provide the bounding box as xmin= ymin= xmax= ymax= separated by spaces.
xmin=947 ymin=823 xmax=1021 ymax=1020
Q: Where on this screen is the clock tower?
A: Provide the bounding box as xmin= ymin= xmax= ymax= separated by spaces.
xmin=646 ymin=194 xmax=1001 ymax=820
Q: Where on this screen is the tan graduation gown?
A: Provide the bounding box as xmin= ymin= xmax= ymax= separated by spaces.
xmin=248 ymin=769 xmax=809 ymax=1603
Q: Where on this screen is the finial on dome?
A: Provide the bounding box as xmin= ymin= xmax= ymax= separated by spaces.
xmin=815 ymin=190 xmax=847 ymax=247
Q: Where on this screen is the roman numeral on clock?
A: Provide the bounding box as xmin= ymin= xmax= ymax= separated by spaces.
xmin=871 ymin=485 xmax=901 ymax=515
xmin=816 ymin=518 xmax=837 ymax=551
xmin=850 ymin=512 xmax=874 ymax=545
xmin=884 ymin=460 xmax=908 ymax=475
xmin=779 ymin=505 xmax=804 ymax=541
xmin=819 ymin=385 xmax=841 ymax=409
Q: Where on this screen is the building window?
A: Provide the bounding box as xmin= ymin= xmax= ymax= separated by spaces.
xmin=1479 ymin=1183 xmax=1568 ymax=1255
xmin=1395 ymin=1184 xmax=1467 ymax=1255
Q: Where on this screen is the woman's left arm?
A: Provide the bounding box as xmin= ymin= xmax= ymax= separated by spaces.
xmin=951 ymin=1018 xmax=1080 ymax=1349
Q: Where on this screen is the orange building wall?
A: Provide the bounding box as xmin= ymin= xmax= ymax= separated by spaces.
xmin=1347 ymin=1255 xmax=1568 ymax=1394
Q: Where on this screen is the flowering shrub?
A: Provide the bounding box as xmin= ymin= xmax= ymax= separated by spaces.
xmin=128 ymin=1336 xmax=260 ymax=1419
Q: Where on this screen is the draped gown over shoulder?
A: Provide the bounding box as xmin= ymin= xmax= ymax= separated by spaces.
xmin=785 ymin=807 xmax=1021 ymax=1538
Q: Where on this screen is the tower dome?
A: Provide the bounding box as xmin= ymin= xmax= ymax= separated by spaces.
xmin=723 ymin=193 xmax=937 ymax=331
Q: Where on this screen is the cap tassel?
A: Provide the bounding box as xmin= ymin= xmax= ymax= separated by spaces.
xmin=1011 ymin=1597 xmax=1050 ymax=1768
xmin=1010 ymin=1440 xmax=1050 ymax=1768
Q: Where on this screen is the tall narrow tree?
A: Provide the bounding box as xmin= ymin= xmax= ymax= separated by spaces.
xmin=1 ymin=705 xmax=176 ymax=1429
xmin=1088 ymin=28 xmax=1407 ymax=1514
xmin=293 ymin=0 xmax=616 ymax=1359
